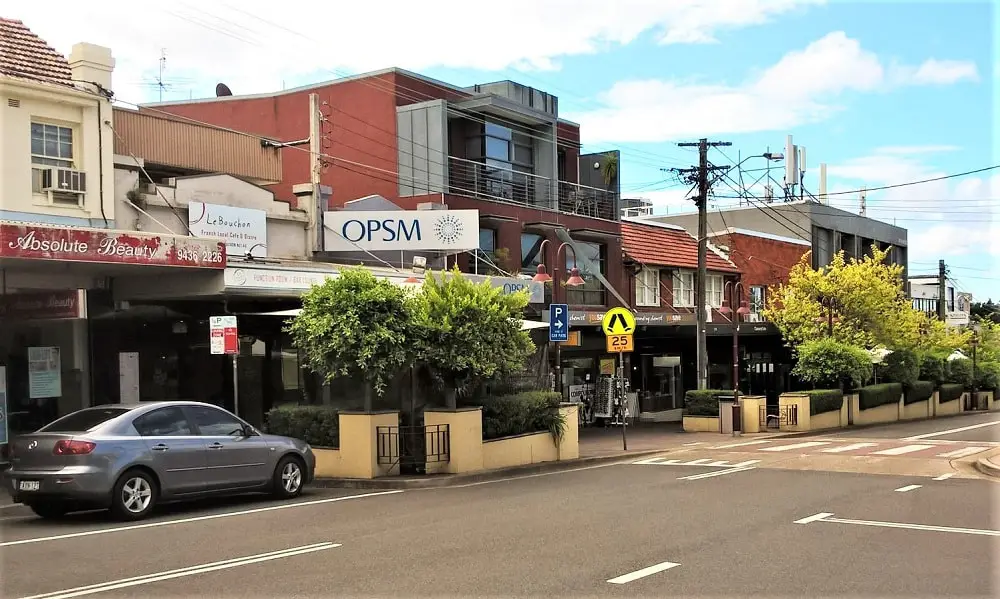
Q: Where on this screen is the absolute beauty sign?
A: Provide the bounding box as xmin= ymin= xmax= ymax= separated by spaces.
xmin=0 ymin=223 xmax=227 ymax=268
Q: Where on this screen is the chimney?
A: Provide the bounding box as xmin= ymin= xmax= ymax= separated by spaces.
xmin=68 ymin=43 xmax=115 ymax=91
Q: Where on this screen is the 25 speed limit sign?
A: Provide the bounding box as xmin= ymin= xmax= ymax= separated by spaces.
xmin=605 ymin=333 xmax=634 ymax=353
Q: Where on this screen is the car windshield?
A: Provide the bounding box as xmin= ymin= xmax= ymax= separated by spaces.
xmin=38 ymin=407 xmax=131 ymax=433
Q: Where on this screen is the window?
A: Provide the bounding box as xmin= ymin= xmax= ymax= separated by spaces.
xmin=636 ymin=267 xmax=660 ymax=307
xmin=566 ymin=242 xmax=606 ymax=306
xmin=40 ymin=407 xmax=129 ymax=433
xmin=673 ymin=272 xmax=694 ymax=307
xmin=479 ymin=228 xmax=496 ymax=254
xmin=750 ymin=286 xmax=766 ymax=313
xmin=473 ymin=122 xmax=535 ymax=203
xmin=133 ymin=407 xmax=194 ymax=437
xmin=188 ymin=406 xmax=245 ymax=436
xmin=707 ymin=275 xmax=724 ymax=308
xmin=31 ymin=122 xmax=74 ymax=167
xmin=520 ymin=233 xmax=544 ymax=274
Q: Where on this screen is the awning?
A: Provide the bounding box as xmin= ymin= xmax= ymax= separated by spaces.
xmin=243 ymin=307 xmax=548 ymax=331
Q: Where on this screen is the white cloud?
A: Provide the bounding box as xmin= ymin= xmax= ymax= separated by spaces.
xmin=873 ymin=145 xmax=962 ymax=155
xmin=4 ymin=0 xmax=823 ymax=107
xmin=570 ymin=32 xmax=981 ymax=144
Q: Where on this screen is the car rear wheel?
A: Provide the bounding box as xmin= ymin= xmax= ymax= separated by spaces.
xmin=28 ymin=502 xmax=69 ymax=519
xmin=272 ymin=456 xmax=304 ymax=499
xmin=110 ymin=469 xmax=158 ymax=521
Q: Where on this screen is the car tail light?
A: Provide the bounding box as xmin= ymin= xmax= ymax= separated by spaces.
xmin=53 ymin=440 xmax=97 ymax=455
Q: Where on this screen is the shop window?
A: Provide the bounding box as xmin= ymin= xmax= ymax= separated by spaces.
xmin=750 ymin=286 xmax=766 ymax=314
xmin=566 ymin=242 xmax=606 ymax=306
xmin=636 ymin=267 xmax=660 ymax=307
xmin=673 ymin=271 xmax=694 ymax=307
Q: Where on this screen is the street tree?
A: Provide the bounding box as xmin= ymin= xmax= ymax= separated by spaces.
xmin=287 ymin=267 xmax=417 ymax=411
xmin=415 ymin=269 xmax=534 ymax=409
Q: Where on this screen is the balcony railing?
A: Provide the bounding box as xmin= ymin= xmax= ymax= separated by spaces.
xmin=447 ymin=156 xmax=618 ymax=221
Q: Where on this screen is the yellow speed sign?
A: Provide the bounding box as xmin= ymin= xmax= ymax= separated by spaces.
xmin=601 ymin=307 xmax=636 ymax=336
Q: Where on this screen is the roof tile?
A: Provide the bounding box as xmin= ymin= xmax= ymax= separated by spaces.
xmin=622 ymin=221 xmax=737 ymax=272
xmin=0 ymin=18 xmax=72 ymax=86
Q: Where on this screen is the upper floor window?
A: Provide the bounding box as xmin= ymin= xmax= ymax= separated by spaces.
xmin=707 ymin=274 xmax=724 ymax=308
xmin=672 ymin=271 xmax=724 ymax=308
xmin=31 ymin=122 xmax=74 ymax=168
xmin=749 ymin=286 xmax=766 ymax=313
xmin=520 ymin=233 xmax=544 ymax=275
xmin=566 ymin=242 xmax=606 ymax=306
xmin=636 ymin=267 xmax=660 ymax=307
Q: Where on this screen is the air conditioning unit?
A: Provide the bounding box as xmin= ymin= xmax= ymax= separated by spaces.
xmin=40 ymin=168 xmax=87 ymax=194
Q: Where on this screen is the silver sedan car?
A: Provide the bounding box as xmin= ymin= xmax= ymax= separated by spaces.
xmin=3 ymin=401 xmax=316 ymax=521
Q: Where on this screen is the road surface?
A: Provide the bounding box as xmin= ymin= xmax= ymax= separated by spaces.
xmin=2 ymin=453 xmax=997 ymax=598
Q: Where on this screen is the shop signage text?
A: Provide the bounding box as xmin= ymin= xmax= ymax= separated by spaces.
xmin=0 ymin=290 xmax=87 ymax=320
xmin=1 ymin=224 xmax=226 ymax=269
xmin=323 ymin=209 xmax=479 ymax=252
xmin=189 ymin=201 xmax=268 ymax=258
xmin=544 ymin=310 xmax=696 ymax=327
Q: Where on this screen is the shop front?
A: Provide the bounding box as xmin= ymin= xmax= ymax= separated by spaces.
xmin=0 ymin=221 xmax=227 ymax=435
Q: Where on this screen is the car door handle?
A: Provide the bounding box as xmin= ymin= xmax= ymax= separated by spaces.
xmin=152 ymin=444 xmax=169 ymax=452
xmin=208 ymin=442 xmax=224 ymax=450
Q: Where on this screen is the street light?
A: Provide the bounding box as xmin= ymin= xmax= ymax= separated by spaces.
xmin=972 ymin=323 xmax=981 ymax=409
xmin=720 ymin=280 xmax=751 ymax=396
xmin=531 ymin=239 xmax=586 ymax=395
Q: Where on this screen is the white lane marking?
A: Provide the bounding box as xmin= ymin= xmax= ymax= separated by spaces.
xmin=684 ymin=458 xmax=713 ymax=465
xmin=819 ymin=442 xmax=879 ymax=453
xmin=607 ymin=561 xmax=681 ymax=584
xmin=712 ymin=440 xmax=772 ymax=449
xmin=894 ymin=484 xmax=922 ymax=493
xmin=0 ymin=490 xmax=402 ymax=548
xmin=933 ymin=473 xmax=956 ymax=481
xmin=793 ymin=512 xmax=1000 ymax=537
xmin=678 ymin=466 xmax=757 ymax=480
xmin=682 ymin=442 xmax=704 ymax=446
xmin=632 ymin=457 xmax=678 ymax=465
xmin=936 ymin=446 xmax=989 ymax=459
xmin=903 ymin=419 xmax=1000 ymax=441
xmin=20 ymin=542 xmax=340 ymax=599
xmin=759 ymin=441 xmax=831 ymax=452
xmin=871 ymin=444 xmax=935 ymax=456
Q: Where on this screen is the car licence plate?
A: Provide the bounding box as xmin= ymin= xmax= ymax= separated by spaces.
xmin=18 ymin=480 xmax=40 ymax=492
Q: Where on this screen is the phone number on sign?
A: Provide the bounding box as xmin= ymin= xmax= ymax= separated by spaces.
xmin=175 ymin=246 xmax=224 ymax=264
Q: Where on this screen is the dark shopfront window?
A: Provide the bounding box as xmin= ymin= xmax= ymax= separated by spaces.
xmin=566 ymin=241 xmax=606 ymax=306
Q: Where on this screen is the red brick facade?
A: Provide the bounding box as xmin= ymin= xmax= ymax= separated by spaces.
xmin=709 ymin=229 xmax=811 ymax=308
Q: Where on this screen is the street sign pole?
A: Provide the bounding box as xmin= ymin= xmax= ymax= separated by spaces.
xmin=601 ymin=307 xmax=636 ymax=452
xmin=619 ymin=351 xmax=627 ymax=451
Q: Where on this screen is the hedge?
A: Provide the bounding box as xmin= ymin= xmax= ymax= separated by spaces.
xmin=882 ymin=349 xmax=919 ymax=389
xmin=938 ymin=383 xmax=964 ymax=404
xmin=904 ymin=381 xmax=935 ymax=405
xmin=858 ymin=383 xmax=903 ymax=411
xmin=946 ymin=358 xmax=973 ymax=386
xmin=807 ymin=389 xmax=844 ymax=416
xmin=682 ymin=389 xmax=738 ymax=417
xmin=975 ymin=361 xmax=1000 ymax=392
xmin=264 ymin=405 xmax=339 ymax=448
xmin=919 ymin=355 xmax=947 ymax=385
xmin=477 ymin=391 xmax=565 ymax=441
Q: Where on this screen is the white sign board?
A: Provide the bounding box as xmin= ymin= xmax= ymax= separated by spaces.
xmin=323 ymin=209 xmax=479 ymax=252
xmin=118 ymin=352 xmax=140 ymax=403
xmin=27 ymin=346 xmax=61 ymax=399
xmin=225 ymin=267 xmax=335 ymax=291
xmin=946 ymin=311 xmax=970 ymax=327
xmin=189 ymin=201 xmax=268 ymax=258
xmin=210 ymin=315 xmax=239 ymax=355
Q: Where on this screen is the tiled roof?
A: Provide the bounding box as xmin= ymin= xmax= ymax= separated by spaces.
xmin=0 ymin=18 xmax=72 ymax=86
xmin=622 ymin=221 xmax=737 ymax=272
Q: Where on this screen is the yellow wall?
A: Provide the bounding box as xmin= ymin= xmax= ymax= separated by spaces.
xmin=425 ymin=408 xmax=484 ymax=475
xmin=778 ymin=393 xmax=811 ymax=432
xmin=810 ymin=408 xmax=843 ymax=431
xmin=740 ymin=396 xmax=764 ymax=434
xmin=682 ymin=415 xmax=720 ymax=433
xmin=851 ymin=394 xmax=901 ymax=426
xmin=0 ymin=79 xmax=114 ymax=224
xmin=482 ymin=432 xmax=559 ymax=470
xmin=557 ymin=404 xmax=580 ymax=460
xmin=900 ymin=399 xmax=932 ymax=421
xmin=935 ymin=392 xmax=962 ymax=417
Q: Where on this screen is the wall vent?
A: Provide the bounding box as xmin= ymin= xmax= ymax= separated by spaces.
xmin=7 ymin=98 xmax=20 ymax=108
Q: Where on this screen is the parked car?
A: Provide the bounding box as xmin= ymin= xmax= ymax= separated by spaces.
xmin=2 ymin=401 xmax=316 ymax=521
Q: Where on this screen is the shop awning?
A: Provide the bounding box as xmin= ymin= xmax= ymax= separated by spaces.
xmin=242 ymin=307 xmax=548 ymax=331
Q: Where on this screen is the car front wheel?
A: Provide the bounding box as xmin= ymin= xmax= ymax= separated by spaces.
xmin=272 ymin=456 xmax=305 ymax=499
xmin=111 ymin=469 xmax=158 ymax=521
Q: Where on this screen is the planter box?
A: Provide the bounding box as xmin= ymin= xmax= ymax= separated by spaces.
xmin=482 ymin=431 xmax=559 ymax=471
xmin=313 ymin=447 xmax=343 ymax=478
xmin=682 ymin=415 xmax=720 ymax=433
xmin=851 ymin=395 xmax=901 ymax=426
xmin=935 ymin=391 xmax=962 ymax=417
xmin=900 ymin=399 xmax=931 ymax=421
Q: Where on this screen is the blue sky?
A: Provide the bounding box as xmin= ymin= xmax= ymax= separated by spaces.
xmin=12 ymin=0 xmax=996 ymax=300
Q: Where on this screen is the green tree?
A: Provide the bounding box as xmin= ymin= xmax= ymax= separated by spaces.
xmin=415 ymin=269 xmax=534 ymax=409
xmin=286 ymin=267 xmax=417 ymax=411
xmin=792 ymin=338 xmax=873 ymax=390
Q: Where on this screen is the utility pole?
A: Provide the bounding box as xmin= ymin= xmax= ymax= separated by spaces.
xmin=938 ymin=259 xmax=947 ymax=321
xmin=308 ymin=93 xmax=322 ymax=255
xmin=676 ymin=138 xmax=731 ymax=390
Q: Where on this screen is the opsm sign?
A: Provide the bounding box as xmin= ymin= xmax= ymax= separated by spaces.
xmin=323 ymin=210 xmax=479 ymax=252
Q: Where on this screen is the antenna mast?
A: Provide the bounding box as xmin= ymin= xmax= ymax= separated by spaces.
xmin=157 ymin=49 xmax=167 ymax=102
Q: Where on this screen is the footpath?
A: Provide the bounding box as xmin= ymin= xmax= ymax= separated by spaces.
xmin=975 ymin=451 xmax=1000 ymax=479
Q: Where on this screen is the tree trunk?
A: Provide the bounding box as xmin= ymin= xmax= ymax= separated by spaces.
xmin=444 ymin=386 xmax=457 ymax=410
xmin=363 ymin=384 xmax=373 ymax=413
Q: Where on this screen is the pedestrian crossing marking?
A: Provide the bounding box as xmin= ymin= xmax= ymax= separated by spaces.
xmin=872 ymin=444 xmax=935 ymax=456
xmin=819 ymin=443 xmax=879 ymax=453
xmin=760 ymin=441 xmax=831 ymax=452
xmin=713 ymin=440 xmax=772 ymax=449
xmin=935 ymin=446 xmax=988 ymax=459
xmin=631 ymin=457 xmax=760 ymax=468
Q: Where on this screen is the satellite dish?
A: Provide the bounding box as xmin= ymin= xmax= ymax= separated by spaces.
xmin=215 ymin=83 xmax=232 ymax=97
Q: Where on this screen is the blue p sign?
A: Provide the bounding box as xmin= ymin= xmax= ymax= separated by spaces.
xmin=549 ymin=304 xmax=569 ymax=342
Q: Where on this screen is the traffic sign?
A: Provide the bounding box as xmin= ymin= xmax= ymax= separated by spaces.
xmin=606 ymin=334 xmax=634 ymax=353
xmin=210 ymin=315 xmax=239 ymax=355
xmin=602 ymin=307 xmax=636 ymax=336
xmin=549 ymin=304 xmax=569 ymax=342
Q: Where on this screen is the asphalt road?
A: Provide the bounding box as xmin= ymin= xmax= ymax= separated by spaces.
xmin=2 ymin=459 xmax=998 ymax=598
xmin=822 ymin=410 xmax=1000 ymax=442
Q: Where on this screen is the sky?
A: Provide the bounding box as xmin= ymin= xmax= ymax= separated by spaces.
xmin=7 ymin=0 xmax=996 ymax=299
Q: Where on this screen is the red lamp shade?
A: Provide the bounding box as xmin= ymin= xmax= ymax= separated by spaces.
xmin=403 ymin=276 xmax=420 ymax=284
xmin=719 ymin=304 xmax=732 ymax=315
xmin=736 ymin=302 xmax=752 ymax=316
xmin=532 ymin=263 xmax=553 ymax=283
xmin=565 ymin=267 xmax=585 ymax=287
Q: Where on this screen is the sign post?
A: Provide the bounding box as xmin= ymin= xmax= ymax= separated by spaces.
xmin=549 ymin=304 xmax=568 ymax=342
xmin=601 ymin=307 xmax=636 ymax=451
xmin=210 ymin=316 xmax=240 ymax=416
xmin=0 ymin=365 xmax=7 ymax=450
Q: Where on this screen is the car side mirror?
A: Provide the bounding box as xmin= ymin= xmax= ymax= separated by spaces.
xmin=243 ymin=424 xmax=257 ymax=437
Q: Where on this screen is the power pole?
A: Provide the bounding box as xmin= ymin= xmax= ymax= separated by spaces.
xmin=938 ymin=259 xmax=947 ymax=321
xmin=676 ymin=138 xmax=731 ymax=390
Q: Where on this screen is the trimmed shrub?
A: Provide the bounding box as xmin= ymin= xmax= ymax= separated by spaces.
xmin=938 ymin=383 xmax=964 ymax=404
xmin=793 ymin=338 xmax=872 ymax=389
xmin=919 ymin=355 xmax=947 ymax=385
xmin=946 ymin=358 xmax=973 ymax=386
xmin=882 ymin=349 xmax=920 ymax=389
xmin=478 ymin=391 xmax=565 ymax=441
xmin=904 ymin=381 xmax=935 ymax=405
xmin=683 ymin=389 xmax=738 ymax=417
xmin=264 ymin=405 xmax=339 ymax=448
xmin=858 ymin=383 xmax=903 ymax=411
xmin=807 ymin=389 xmax=844 ymax=416
xmin=975 ymin=361 xmax=1000 ymax=391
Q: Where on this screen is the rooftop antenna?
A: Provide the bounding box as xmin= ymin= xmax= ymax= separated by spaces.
xmin=157 ymin=49 xmax=166 ymax=103
xmin=859 ymin=187 xmax=867 ymax=217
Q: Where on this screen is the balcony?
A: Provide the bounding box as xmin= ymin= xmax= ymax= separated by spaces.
xmin=447 ymin=156 xmax=618 ymax=221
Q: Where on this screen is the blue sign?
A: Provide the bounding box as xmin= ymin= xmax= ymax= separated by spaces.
xmin=549 ymin=304 xmax=569 ymax=342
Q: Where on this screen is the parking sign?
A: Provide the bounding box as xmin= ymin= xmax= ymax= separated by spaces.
xmin=549 ymin=304 xmax=569 ymax=342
